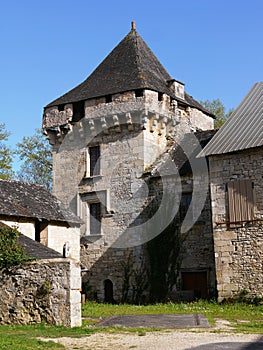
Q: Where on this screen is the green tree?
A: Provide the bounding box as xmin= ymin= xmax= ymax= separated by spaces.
xmin=0 ymin=223 xmax=31 ymax=268
xmin=16 ymin=129 xmax=52 ymax=191
xmin=200 ymin=99 xmax=234 ymax=128
xmin=0 ymin=123 xmax=14 ymax=180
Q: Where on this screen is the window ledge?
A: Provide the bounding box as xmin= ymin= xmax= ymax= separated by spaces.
xmin=83 ymin=174 xmax=103 ymax=180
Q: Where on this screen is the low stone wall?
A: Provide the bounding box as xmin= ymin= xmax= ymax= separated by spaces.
xmin=0 ymin=258 xmax=81 ymax=327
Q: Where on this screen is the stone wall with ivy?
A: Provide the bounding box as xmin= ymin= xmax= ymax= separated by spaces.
xmin=0 ymin=258 xmax=81 ymax=327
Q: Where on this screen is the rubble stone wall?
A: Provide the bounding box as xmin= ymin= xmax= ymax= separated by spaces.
xmin=0 ymin=258 xmax=82 ymax=327
xmin=209 ymin=148 xmax=263 ymax=301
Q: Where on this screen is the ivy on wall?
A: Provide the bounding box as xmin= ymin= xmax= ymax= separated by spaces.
xmin=0 ymin=224 xmax=31 ymax=268
xmin=146 ymin=218 xmax=182 ymax=302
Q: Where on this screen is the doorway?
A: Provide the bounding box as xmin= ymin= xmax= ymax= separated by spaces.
xmin=104 ymin=279 xmax=114 ymax=303
xmin=181 ymin=271 xmax=208 ymax=299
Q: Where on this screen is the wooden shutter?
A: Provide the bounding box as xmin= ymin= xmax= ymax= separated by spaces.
xmin=227 ymin=180 xmax=255 ymax=222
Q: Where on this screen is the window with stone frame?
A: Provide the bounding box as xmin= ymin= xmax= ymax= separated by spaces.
xmin=227 ymin=179 xmax=255 ymax=223
xmin=89 ymin=202 xmax=101 ymax=235
xmin=79 ymin=191 xmax=109 ymax=236
xmin=87 ymin=145 xmax=100 ymax=177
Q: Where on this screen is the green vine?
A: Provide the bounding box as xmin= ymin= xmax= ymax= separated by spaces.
xmin=146 ymin=218 xmax=182 ymax=302
xmin=0 ymin=223 xmax=31 ymax=269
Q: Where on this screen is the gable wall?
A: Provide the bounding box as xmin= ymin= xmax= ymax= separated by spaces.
xmin=0 ymin=216 xmax=80 ymax=261
xmin=0 ymin=217 xmax=35 ymax=240
xmin=209 ymin=147 xmax=263 ymax=300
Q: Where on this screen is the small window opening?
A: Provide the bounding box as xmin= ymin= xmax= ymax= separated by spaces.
xmin=89 ymin=145 xmax=100 ymax=176
xmin=58 ymin=104 xmax=64 ymax=112
xmin=158 ymin=92 xmax=164 ymax=101
xmin=135 ymin=89 xmax=144 ymax=97
xmin=73 ymin=101 xmax=85 ymax=122
xmin=105 ymin=95 xmax=112 ymax=103
xmin=90 ymin=202 xmax=101 ymax=235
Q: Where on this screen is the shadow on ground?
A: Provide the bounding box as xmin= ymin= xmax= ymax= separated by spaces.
xmin=96 ymin=314 xmax=209 ymax=328
xmin=184 ymin=336 xmax=263 ymax=350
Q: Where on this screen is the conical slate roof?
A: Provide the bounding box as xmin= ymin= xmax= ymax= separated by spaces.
xmin=200 ymin=82 xmax=263 ymax=156
xmin=45 ymin=25 xmax=210 ymax=116
xmin=46 ymin=26 xmax=176 ymax=107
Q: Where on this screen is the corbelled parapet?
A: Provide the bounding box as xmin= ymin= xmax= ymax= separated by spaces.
xmin=43 ymin=94 xmax=182 ymax=146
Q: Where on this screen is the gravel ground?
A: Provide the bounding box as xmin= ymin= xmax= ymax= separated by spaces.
xmin=42 ymin=331 xmax=263 ymax=350
xmin=40 ymin=320 xmax=263 ymax=350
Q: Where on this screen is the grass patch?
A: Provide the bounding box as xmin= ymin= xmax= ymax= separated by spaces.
xmin=0 ymin=323 xmax=97 ymax=350
xmin=0 ymin=300 xmax=262 ymax=348
xmin=0 ymin=333 xmax=64 ymax=350
xmin=82 ymin=300 xmax=263 ymax=332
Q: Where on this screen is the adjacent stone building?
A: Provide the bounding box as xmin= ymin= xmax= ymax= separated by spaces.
xmin=0 ymin=180 xmax=81 ymax=261
xmin=0 ymin=181 xmax=82 ymax=326
xmin=42 ymin=23 xmax=262 ymax=302
xmin=201 ymin=82 xmax=263 ymax=301
xmin=0 ymin=222 xmax=81 ymax=327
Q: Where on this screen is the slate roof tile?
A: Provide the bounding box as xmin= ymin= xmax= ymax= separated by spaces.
xmin=0 ymin=180 xmax=82 ymax=225
xmin=45 ymin=27 xmax=212 ymax=118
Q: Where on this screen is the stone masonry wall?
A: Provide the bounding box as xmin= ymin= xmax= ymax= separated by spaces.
xmin=209 ymin=147 xmax=263 ymax=301
xmin=0 ymin=259 xmax=82 ymax=327
xmin=48 ymin=89 xmax=215 ymax=303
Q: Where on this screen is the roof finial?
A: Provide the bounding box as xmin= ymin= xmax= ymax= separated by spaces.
xmin=131 ymin=21 xmax=136 ymax=31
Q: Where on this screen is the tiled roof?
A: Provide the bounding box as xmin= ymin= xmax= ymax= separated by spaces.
xmin=0 ymin=180 xmax=82 ymax=225
xmin=200 ymin=82 xmax=263 ymax=156
xmin=0 ymin=221 xmax=63 ymax=260
xmin=18 ymin=234 xmax=63 ymax=259
xmin=45 ymin=27 xmax=212 ymax=117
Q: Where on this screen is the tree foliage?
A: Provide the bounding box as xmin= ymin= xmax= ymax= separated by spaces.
xmin=16 ymin=129 xmax=52 ymax=191
xmin=200 ymin=99 xmax=234 ymax=128
xmin=0 ymin=123 xmax=14 ymax=180
xmin=0 ymin=224 xmax=31 ymax=269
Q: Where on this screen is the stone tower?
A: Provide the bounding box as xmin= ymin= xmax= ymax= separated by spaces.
xmin=43 ymin=23 xmax=215 ymax=302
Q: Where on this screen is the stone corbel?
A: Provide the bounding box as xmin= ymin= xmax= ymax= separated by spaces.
xmin=150 ymin=113 xmax=159 ymax=133
xmin=113 ymin=115 xmax=121 ymax=133
xmin=126 ymin=113 xmax=134 ymax=131
xmin=159 ymin=116 xmax=167 ymax=135
xmin=44 ymin=129 xmax=56 ymax=145
xmin=67 ymin=123 xmax=74 ymax=141
xmin=88 ymin=120 xmax=96 ymax=136
xmin=186 ymin=106 xmax=191 ymax=115
xmin=101 ymin=117 xmax=109 ymax=134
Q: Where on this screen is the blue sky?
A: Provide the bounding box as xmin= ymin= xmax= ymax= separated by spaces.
xmin=1 ymin=0 xmax=262 ymax=158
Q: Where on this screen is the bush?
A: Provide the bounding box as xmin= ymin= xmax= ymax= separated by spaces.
xmin=0 ymin=224 xmax=31 ymax=268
